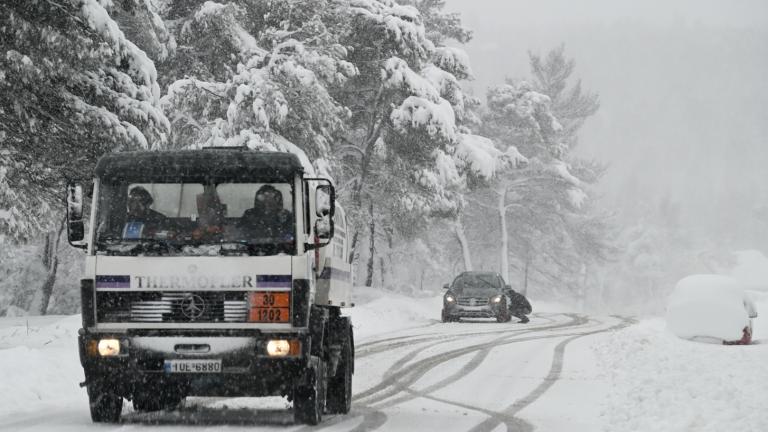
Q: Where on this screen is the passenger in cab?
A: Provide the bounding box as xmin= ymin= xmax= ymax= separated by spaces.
xmin=239 ymin=185 xmax=293 ymax=239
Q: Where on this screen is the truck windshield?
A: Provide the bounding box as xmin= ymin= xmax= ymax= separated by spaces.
xmin=94 ymin=181 xmax=296 ymax=256
xmin=452 ymin=274 xmax=502 ymax=297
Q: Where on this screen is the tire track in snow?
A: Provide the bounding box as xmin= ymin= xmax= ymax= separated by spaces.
xmin=356 ymin=314 xmax=591 ymax=405
xmin=304 ymin=314 xmax=595 ymax=432
xmin=466 ymin=316 xmax=637 ymax=432
xmin=351 ymin=315 xmax=623 ymax=432
xmin=356 ymin=314 xmax=559 ymax=358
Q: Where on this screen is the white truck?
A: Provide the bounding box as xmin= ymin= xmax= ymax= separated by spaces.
xmin=66 ymin=148 xmax=353 ymax=424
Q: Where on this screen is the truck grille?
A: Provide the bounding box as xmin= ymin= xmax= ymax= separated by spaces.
xmin=457 ymin=297 xmax=489 ymax=307
xmin=96 ymin=291 xmax=249 ymax=323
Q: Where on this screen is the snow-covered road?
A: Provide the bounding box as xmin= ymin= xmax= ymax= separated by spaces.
xmin=0 ymin=312 xmax=634 ymax=432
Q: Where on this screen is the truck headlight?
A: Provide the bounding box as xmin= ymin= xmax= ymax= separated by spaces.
xmin=97 ymin=338 xmax=121 ymax=357
xmin=445 ymin=295 xmax=455 ymax=303
xmin=266 ymin=339 xmax=300 ymax=357
xmin=492 ymin=295 xmax=502 ymax=304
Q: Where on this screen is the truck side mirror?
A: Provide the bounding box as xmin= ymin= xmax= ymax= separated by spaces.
xmin=443 ymin=283 xmax=450 ymax=290
xmin=304 ymin=178 xmax=335 ymax=251
xmin=67 ymin=184 xmax=87 ymax=249
xmin=505 ymin=285 xmax=512 ymax=290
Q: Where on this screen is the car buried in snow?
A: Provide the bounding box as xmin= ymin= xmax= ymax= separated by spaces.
xmin=441 ymin=271 xmax=521 ymax=323
xmin=666 ymin=274 xmax=758 ymax=345
xmin=66 ymin=148 xmax=354 ymax=425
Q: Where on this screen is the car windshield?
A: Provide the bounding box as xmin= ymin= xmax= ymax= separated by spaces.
xmin=94 ymin=181 xmax=295 ymax=256
xmin=452 ymin=274 xmax=502 ymax=296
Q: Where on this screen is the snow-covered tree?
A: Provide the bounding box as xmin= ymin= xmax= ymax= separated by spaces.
xmin=158 ymin=0 xmax=353 ymax=167
xmin=0 ymin=0 xmax=169 ymax=242
xmin=335 ymin=0 xmax=499 ymax=285
xmin=475 ymin=47 xmax=611 ymax=298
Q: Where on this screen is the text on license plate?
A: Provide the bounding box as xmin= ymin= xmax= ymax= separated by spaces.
xmin=163 ymin=359 xmax=222 ymax=373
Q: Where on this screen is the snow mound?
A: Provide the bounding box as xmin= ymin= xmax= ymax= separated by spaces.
xmin=666 ymin=274 xmax=753 ymax=342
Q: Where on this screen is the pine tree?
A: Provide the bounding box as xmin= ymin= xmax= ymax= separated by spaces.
xmin=0 ymin=0 xmax=169 ymax=242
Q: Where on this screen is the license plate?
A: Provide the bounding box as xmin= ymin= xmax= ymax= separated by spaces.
xmin=163 ymin=359 xmax=222 ymax=373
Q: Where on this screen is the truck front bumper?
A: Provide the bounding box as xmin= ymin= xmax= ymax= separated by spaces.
xmin=78 ymin=329 xmax=310 ymax=398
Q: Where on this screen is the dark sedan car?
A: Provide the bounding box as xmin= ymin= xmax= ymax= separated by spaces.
xmin=441 ymin=271 xmax=521 ymax=323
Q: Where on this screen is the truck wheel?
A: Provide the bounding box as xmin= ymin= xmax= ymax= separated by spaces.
xmin=441 ymin=309 xmax=448 ymax=322
xmin=294 ymin=357 xmax=326 ymax=425
xmin=87 ymin=386 xmax=122 ymax=423
xmin=326 ymin=335 xmax=352 ymax=414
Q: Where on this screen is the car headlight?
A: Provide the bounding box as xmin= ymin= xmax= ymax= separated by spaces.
xmin=492 ymin=295 xmax=502 ymax=303
xmin=97 ymin=338 xmax=121 ymax=357
xmin=445 ymin=295 xmax=455 ymax=303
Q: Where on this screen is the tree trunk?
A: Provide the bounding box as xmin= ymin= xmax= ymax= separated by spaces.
xmin=349 ymin=89 xmax=386 ymax=265
xmin=454 ymin=215 xmax=473 ymax=271
xmin=348 ymin=230 xmax=359 ymax=267
xmin=522 ymin=256 xmax=530 ymax=296
xmin=365 ymin=203 xmax=375 ymax=287
xmin=379 ymin=257 xmax=386 ymax=288
xmin=497 ymin=188 xmax=510 ymax=284
xmin=39 ymin=217 xmax=66 ymax=315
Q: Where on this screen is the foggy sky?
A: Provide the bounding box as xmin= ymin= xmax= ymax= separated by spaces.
xmin=447 ymin=0 xmax=768 ymax=248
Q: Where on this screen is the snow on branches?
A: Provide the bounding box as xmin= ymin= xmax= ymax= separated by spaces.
xmin=350 ymin=0 xmax=433 ymax=62
xmin=432 ymin=46 xmax=473 ymax=80
xmin=0 ymin=0 xmax=170 ymax=241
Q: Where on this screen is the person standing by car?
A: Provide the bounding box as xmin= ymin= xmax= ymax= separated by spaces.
xmin=504 ymin=288 xmax=532 ymax=323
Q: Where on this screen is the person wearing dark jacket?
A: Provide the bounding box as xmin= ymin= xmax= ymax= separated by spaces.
xmin=504 ymin=288 xmax=532 ymax=323
xmin=238 ymin=185 xmax=293 ymax=240
xmin=124 ymin=186 xmax=167 ymax=238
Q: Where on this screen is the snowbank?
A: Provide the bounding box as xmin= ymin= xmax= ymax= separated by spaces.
xmin=0 ymin=315 xmax=86 ymax=417
xmin=666 ymin=274 xmax=753 ymax=342
xmin=348 ymin=286 xmax=441 ymax=340
xmin=597 ymin=318 xmax=768 ymax=432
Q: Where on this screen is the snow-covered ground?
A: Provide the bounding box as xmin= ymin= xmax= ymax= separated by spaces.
xmin=597 ymin=317 xmax=768 ymax=432
xmin=0 ymin=286 xmax=766 ymax=431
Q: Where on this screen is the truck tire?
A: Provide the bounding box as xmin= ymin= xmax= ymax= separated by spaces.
xmin=294 ymin=357 xmax=326 ymax=425
xmin=326 ymin=334 xmax=352 ymax=414
xmin=88 ymin=386 xmax=122 ymax=423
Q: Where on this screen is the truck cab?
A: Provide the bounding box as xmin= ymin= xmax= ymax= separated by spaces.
xmin=67 ymin=148 xmax=354 ymax=424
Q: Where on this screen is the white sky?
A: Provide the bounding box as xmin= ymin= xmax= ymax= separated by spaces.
xmin=446 ymin=0 xmax=768 ymax=245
